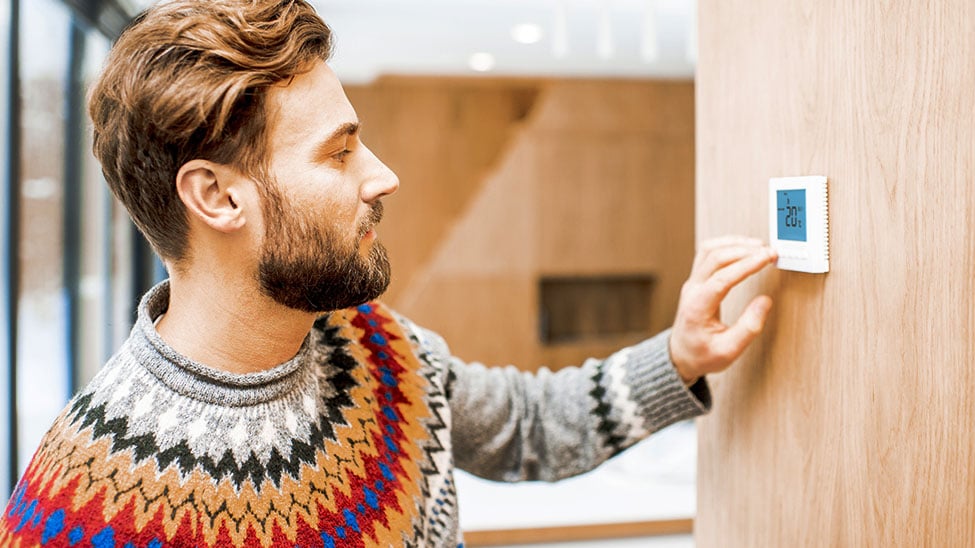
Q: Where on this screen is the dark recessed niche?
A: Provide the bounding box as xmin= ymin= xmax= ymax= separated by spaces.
xmin=539 ymin=275 xmax=656 ymax=345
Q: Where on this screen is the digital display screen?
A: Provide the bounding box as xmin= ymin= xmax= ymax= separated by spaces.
xmin=776 ymin=189 xmax=807 ymax=241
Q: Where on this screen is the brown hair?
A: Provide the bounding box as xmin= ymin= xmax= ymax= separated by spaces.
xmin=89 ymin=0 xmax=333 ymax=262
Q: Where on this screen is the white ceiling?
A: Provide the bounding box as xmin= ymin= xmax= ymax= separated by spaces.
xmin=123 ymin=0 xmax=697 ymax=84
xmin=313 ymin=0 xmax=697 ymax=83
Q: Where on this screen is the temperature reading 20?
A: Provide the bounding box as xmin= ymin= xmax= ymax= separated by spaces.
xmin=784 ymin=204 xmax=801 ymax=228
xmin=776 ymin=189 xmax=807 ymax=242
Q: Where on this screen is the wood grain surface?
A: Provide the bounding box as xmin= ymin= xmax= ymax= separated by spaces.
xmin=695 ymin=0 xmax=975 ymax=545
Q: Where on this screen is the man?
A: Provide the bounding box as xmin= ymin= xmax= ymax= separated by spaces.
xmin=0 ymin=1 xmax=776 ymax=546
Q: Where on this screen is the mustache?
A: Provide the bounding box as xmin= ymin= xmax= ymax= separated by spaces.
xmin=358 ymin=201 xmax=384 ymax=238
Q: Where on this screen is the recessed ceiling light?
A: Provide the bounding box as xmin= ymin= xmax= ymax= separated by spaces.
xmin=511 ymin=23 xmax=544 ymax=45
xmin=468 ymin=52 xmax=496 ymax=72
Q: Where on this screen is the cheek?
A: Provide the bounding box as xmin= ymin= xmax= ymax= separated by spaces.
xmin=323 ymin=194 xmax=365 ymax=230
xmin=283 ymin=176 xmax=363 ymax=233
xmin=309 ymin=201 xmax=359 ymax=243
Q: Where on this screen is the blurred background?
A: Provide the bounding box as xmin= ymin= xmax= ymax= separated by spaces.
xmin=0 ymin=0 xmax=698 ymax=545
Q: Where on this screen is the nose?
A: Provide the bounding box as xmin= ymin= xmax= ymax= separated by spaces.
xmin=360 ymin=145 xmax=400 ymax=203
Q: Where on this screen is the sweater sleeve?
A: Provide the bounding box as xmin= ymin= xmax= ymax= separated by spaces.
xmin=401 ymin=318 xmax=711 ymax=483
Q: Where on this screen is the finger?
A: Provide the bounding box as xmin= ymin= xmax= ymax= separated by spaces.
xmin=712 ymin=295 xmax=773 ymax=363
xmin=698 ymin=235 xmax=764 ymax=252
xmin=700 ymin=247 xmax=777 ymax=303
xmin=692 ymin=244 xmax=771 ymax=283
xmin=693 ymin=237 xmax=767 ymax=276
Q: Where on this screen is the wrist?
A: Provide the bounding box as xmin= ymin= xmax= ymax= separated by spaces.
xmin=677 ymin=365 xmax=699 ymax=386
xmin=668 ymin=336 xmax=699 ymax=385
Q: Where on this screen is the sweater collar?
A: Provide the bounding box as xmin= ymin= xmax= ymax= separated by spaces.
xmin=132 ymin=280 xmax=315 ymax=406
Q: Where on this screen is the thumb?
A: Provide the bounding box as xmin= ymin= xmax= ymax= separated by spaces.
xmin=741 ymin=295 xmax=773 ymax=334
xmin=714 ymin=295 xmax=773 ymax=364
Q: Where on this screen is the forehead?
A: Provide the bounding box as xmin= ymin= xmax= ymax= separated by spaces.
xmin=265 ymin=61 xmax=356 ymax=154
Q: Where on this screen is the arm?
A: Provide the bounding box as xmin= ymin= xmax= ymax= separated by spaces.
xmin=440 ymin=329 xmax=710 ymax=482
xmin=408 ymin=237 xmax=776 ymax=482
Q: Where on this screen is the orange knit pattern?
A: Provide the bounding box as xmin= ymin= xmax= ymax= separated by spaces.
xmin=1 ymin=303 xmax=442 ymax=547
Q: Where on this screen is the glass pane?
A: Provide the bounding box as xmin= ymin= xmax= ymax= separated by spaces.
xmin=77 ymin=30 xmax=111 ymax=386
xmin=16 ymin=0 xmax=70 ymax=471
xmin=110 ymin=202 xmax=135 ymax=355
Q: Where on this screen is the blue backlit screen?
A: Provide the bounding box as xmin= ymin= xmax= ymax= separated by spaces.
xmin=776 ymin=189 xmax=807 ymax=241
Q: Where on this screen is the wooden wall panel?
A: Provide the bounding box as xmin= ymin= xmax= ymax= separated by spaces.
xmin=345 ymin=80 xmax=539 ymax=303
xmin=534 ymin=137 xmax=694 ymax=336
xmin=394 ymin=136 xmax=540 ymax=367
xmin=696 ymin=0 xmax=975 ymax=545
xmin=348 ymin=77 xmax=695 ymax=371
xmin=403 ymin=276 xmax=538 ymax=367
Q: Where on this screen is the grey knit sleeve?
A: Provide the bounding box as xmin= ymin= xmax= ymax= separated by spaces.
xmin=403 ymin=319 xmax=711 ymax=483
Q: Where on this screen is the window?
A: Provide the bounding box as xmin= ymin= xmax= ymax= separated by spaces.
xmin=16 ymin=0 xmax=73 ymax=473
xmin=0 ymin=0 xmax=150 ymax=500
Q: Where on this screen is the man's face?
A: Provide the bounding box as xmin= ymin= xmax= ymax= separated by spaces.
xmin=255 ymin=61 xmax=399 ymax=312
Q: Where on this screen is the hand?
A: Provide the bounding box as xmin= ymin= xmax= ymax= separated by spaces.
xmin=669 ymin=236 xmax=777 ymax=384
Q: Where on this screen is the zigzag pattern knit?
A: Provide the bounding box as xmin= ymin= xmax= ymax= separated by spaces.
xmin=1 ymin=281 xmax=710 ymax=547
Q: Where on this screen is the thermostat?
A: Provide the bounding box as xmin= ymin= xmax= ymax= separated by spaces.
xmin=768 ymin=176 xmax=829 ymax=273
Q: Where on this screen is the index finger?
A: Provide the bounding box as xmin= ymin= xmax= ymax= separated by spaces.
xmin=692 ymin=244 xmax=769 ymax=283
xmin=700 ymin=247 xmax=777 ymax=305
xmin=698 ymin=235 xmax=764 ymax=252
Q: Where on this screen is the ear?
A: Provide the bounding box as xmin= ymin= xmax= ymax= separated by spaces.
xmin=175 ymin=159 xmax=247 ymax=233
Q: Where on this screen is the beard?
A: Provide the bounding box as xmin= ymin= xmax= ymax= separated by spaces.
xmin=257 ymin=188 xmax=391 ymax=313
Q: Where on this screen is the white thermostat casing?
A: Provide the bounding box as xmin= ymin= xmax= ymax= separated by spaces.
xmin=768 ymin=176 xmax=829 ymax=273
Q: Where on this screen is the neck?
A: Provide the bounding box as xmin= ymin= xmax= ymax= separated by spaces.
xmin=156 ymin=269 xmax=318 ymax=375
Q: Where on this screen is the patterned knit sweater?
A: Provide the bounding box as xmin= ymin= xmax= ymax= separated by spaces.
xmin=1 ymin=282 xmax=710 ymax=547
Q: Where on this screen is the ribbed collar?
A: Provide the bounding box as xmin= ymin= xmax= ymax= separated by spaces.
xmin=131 ymin=281 xmax=315 ymax=406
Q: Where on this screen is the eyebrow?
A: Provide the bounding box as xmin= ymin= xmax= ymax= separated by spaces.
xmin=313 ymin=122 xmax=360 ymax=157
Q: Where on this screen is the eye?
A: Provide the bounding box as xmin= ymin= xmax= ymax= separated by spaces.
xmin=333 ymin=149 xmax=352 ymax=163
